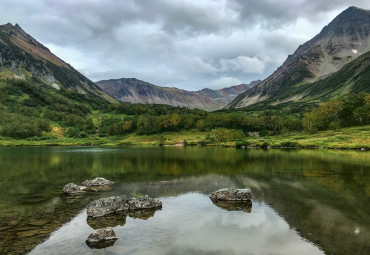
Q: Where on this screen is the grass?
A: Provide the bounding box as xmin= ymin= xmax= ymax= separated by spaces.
xmin=244 ymin=126 xmax=370 ymax=149
xmin=108 ymin=131 xmax=208 ymax=147
xmin=0 ymin=126 xmax=369 ymax=150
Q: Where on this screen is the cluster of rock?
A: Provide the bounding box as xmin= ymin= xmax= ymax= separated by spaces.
xmin=63 ymin=177 xmax=114 ymax=195
xmin=64 ymin=180 xmax=252 ymax=249
xmin=85 ymin=195 xmax=162 ymax=248
xmin=209 ymin=188 xmax=253 ymax=213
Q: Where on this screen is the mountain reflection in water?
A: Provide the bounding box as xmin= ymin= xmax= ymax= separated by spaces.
xmin=0 ymin=147 xmax=368 ymax=255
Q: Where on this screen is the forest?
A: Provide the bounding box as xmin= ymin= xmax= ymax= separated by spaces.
xmin=0 ymin=78 xmax=369 ymax=142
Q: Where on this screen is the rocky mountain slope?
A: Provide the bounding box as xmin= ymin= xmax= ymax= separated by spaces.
xmin=96 ymin=78 xmax=260 ymax=111
xmin=228 ymin=6 xmax=370 ymax=109
xmin=239 ymin=49 xmax=370 ymax=113
xmin=0 ymin=23 xmax=115 ymax=103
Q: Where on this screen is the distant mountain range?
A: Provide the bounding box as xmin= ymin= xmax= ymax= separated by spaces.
xmin=96 ymin=78 xmax=260 ymax=111
xmin=228 ymin=6 xmax=370 ymax=109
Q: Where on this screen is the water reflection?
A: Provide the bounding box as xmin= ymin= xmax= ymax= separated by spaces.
xmin=0 ymin=147 xmax=368 ymax=254
xmin=211 ymin=200 xmax=252 ymax=213
xmin=29 ymin=193 xmax=324 ymax=255
xmin=86 ymin=211 xmax=127 ymax=230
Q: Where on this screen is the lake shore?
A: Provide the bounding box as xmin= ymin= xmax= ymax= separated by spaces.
xmin=0 ymin=125 xmax=369 ymax=150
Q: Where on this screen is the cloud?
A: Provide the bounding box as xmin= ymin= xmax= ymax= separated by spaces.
xmin=209 ymin=76 xmax=242 ymax=89
xmin=219 ymin=56 xmax=266 ymax=74
xmin=0 ymin=0 xmax=370 ymax=90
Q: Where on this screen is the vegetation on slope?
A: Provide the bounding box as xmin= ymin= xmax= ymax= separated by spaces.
xmin=0 ymin=72 xmax=368 ymax=150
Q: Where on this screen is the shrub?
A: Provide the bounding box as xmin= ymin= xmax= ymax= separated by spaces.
xmin=235 ymin=139 xmax=251 ymax=148
xmin=260 ymin=142 xmax=270 ymax=149
xmin=280 ymin=141 xmax=299 ymax=148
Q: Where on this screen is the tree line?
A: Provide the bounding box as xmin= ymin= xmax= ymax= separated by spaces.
xmin=0 ymin=77 xmax=368 ymax=139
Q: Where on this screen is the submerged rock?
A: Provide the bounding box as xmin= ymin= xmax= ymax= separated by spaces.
xmin=210 ymin=188 xmax=252 ymax=201
xmin=128 ymin=196 xmax=162 ymax=211
xmin=87 ymin=211 xmax=127 ymax=229
xmin=62 ymin=183 xmax=86 ymax=195
xmin=87 ymin=196 xmax=129 ymax=218
xmin=85 ymin=227 xmax=117 ymax=249
xmin=212 ymin=200 xmax=252 ymax=213
xmin=82 ymin=177 xmax=114 ymax=187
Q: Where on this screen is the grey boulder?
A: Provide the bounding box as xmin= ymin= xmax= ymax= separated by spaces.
xmin=210 ymin=188 xmax=252 ymax=201
xmin=85 ymin=227 xmax=117 ymax=249
xmin=128 ymin=195 xmax=162 ymax=210
xmin=87 ymin=196 xmax=129 ymax=218
xmin=87 ymin=195 xmax=162 ymax=218
xmin=63 ymin=183 xmax=86 ymax=195
xmin=82 ymin=177 xmax=114 ymax=187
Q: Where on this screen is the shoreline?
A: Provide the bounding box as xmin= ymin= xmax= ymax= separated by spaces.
xmin=0 ymin=140 xmax=368 ymax=151
xmin=0 ymin=125 xmax=369 ymax=151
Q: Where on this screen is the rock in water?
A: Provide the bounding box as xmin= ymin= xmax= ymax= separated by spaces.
xmin=63 ymin=183 xmax=86 ymax=195
xmin=87 ymin=195 xmax=162 ymax=218
xmin=209 ymin=188 xmax=252 ymax=201
xmin=87 ymin=196 xmax=129 ymax=218
xmin=82 ymin=177 xmax=114 ymax=187
xmin=85 ymin=227 xmax=117 ymax=249
xmin=128 ymin=195 xmax=162 ymax=210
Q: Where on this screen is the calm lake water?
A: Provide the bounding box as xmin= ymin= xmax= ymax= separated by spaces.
xmin=0 ymin=147 xmax=369 ymax=255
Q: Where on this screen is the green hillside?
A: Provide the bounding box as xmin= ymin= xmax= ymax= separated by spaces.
xmin=229 ymin=50 xmax=370 ymax=113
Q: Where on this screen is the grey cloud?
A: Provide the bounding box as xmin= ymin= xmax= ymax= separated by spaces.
xmin=0 ymin=0 xmax=370 ymax=90
xmin=231 ymin=0 xmax=370 ymax=27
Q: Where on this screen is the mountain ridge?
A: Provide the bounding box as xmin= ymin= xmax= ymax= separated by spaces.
xmin=0 ymin=23 xmax=115 ymax=103
xmin=228 ymin=6 xmax=370 ymax=109
xmin=96 ymin=78 xmax=260 ymax=111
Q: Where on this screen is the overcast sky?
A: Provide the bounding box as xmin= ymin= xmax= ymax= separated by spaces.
xmin=1 ymin=0 xmax=370 ymax=91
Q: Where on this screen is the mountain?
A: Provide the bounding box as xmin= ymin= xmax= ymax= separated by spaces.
xmin=228 ymin=6 xmax=370 ymax=109
xmin=0 ymin=23 xmax=115 ymax=102
xmin=0 ymin=23 xmax=119 ymax=138
xmin=234 ymin=49 xmax=370 ymax=113
xmin=96 ymin=78 xmax=260 ymax=111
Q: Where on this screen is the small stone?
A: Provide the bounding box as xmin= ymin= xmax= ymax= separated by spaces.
xmin=63 ymin=183 xmax=86 ymax=195
xmin=209 ymin=188 xmax=252 ymax=201
xmin=27 ymin=219 xmax=48 ymax=227
xmin=86 ymin=227 xmax=117 ymax=249
xmin=82 ymin=177 xmax=114 ymax=187
xmin=17 ymin=229 xmax=39 ymax=238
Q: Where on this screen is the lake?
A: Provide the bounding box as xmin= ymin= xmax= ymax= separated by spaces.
xmin=0 ymin=147 xmax=369 ymax=255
